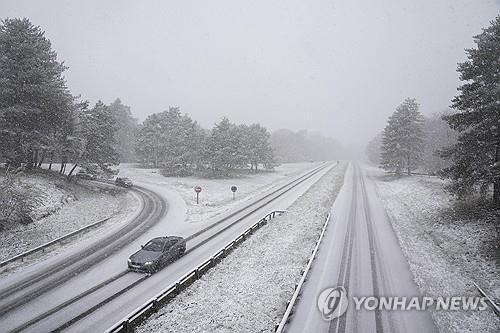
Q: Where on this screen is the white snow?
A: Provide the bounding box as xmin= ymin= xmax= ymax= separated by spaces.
xmin=0 ymin=163 xmax=317 ymax=277
xmin=0 ymin=174 xmax=140 ymax=268
xmin=117 ymin=162 xmax=319 ymax=225
xmin=0 ymin=172 xmax=68 ymax=225
xmin=135 ymin=163 xmax=347 ymax=333
xmin=367 ymin=165 xmax=499 ymax=333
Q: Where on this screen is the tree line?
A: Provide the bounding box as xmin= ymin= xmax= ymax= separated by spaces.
xmin=0 ymin=18 xmax=276 ymax=179
xmin=369 ymin=15 xmax=499 ymax=205
xmin=2 ymin=18 xmax=336 ymax=180
xmin=135 ymin=109 xmax=274 ymax=176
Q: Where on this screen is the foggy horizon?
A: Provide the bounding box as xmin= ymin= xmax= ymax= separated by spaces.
xmin=1 ymin=2 xmax=499 ymax=331
xmin=1 ymin=0 xmax=498 ymax=149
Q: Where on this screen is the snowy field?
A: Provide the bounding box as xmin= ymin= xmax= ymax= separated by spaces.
xmin=367 ymin=165 xmax=499 ymax=333
xmin=0 ymin=173 xmax=139 ymax=265
xmin=136 ymin=163 xmax=347 ymax=333
xmin=117 ymin=162 xmax=319 ymax=224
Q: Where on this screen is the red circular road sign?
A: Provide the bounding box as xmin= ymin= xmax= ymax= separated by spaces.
xmin=194 ymin=186 xmax=202 ymax=193
xmin=231 ymin=186 xmax=237 ymax=193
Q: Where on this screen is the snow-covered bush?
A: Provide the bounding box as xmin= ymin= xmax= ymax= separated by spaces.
xmin=0 ymin=171 xmax=44 ymax=229
xmin=160 ymin=163 xmax=194 ymax=177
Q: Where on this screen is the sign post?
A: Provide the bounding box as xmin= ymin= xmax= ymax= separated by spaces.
xmin=194 ymin=186 xmax=202 ymax=204
xmin=231 ymin=185 xmax=237 ymax=200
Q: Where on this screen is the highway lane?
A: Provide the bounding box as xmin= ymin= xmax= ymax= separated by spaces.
xmin=286 ymin=163 xmax=437 ymax=333
xmin=0 ymin=185 xmax=167 ymax=316
xmin=0 ymin=162 xmax=338 ymax=333
xmin=57 ymin=162 xmax=337 ymax=333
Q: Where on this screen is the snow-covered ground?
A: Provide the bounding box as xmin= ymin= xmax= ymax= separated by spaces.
xmin=366 ymin=165 xmax=499 ymax=333
xmin=135 ymin=163 xmax=347 ymax=333
xmin=118 ymin=162 xmax=319 ymax=224
xmin=0 ymin=163 xmax=317 ymax=275
xmin=0 ymin=173 xmax=139 ymax=264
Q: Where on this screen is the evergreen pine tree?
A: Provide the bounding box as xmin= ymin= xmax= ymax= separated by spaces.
xmin=366 ymin=133 xmax=383 ymax=165
xmin=245 ymin=123 xmax=273 ymax=171
xmin=380 ymin=98 xmax=425 ymax=175
xmin=441 ymin=16 xmax=500 ymax=204
xmin=0 ymin=18 xmax=75 ymax=167
xmin=135 ymin=107 xmax=205 ymax=172
xmin=422 ymin=111 xmax=456 ymax=175
xmin=108 ymin=98 xmax=138 ymax=163
xmin=68 ymin=101 xmax=119 ymax=178
xmin=205 ymin=117 xmax=234 ymax=175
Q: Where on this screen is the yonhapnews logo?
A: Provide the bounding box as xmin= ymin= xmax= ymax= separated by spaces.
xmin=317 ymin=286 xmax=349 ymax=320
xmin=317 ymin=286 xmax=490 ymax=321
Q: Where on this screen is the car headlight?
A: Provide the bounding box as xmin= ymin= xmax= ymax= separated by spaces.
xmin=145 ymin=261 xmax=153 ymax=265
xmin=128 ymin=259 xmax=131 ymax=263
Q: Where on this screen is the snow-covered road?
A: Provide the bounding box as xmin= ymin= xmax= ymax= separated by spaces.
xmin=0 ymin=162 xmax=335 ymax=333
xmin=67 ymin=163 xmax=335 ymax=333
xmin=286 ymin=163 xmax=437 ymax=333
xmin=0 ymin=185 xmax=169 ymax=333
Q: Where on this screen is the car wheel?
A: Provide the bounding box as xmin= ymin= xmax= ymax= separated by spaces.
xmin=150 ymin=263 xmax=159 ymax=274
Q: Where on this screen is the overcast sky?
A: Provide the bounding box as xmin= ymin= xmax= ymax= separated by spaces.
xmin=1 ymin=0 xmax=498 ymax=148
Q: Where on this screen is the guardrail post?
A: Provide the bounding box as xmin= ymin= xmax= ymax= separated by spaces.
xmin=152 ymin=299 xmax=158 ymax=312
xmin=123 ymin=319 xmax=130 ymax=333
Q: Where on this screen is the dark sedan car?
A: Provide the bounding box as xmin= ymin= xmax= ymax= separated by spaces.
xmin=76 ymin=171 xmax=97 ymax=180
xmin=128 ymin=236 xmax=186 ymax=273
xmin=115 ymin=177 xmax=133 ymax=188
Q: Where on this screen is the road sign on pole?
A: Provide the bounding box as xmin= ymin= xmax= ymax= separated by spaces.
xmin=231 ymin=185 xmax=237 ymax=200
xmin=194 ymin=186 xmax=202 ymax=204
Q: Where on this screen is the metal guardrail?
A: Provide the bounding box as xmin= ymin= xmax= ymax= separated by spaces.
xmin=0 ymin=215 xmax=113 ymax=268
xmin=275 ymin=212 xmax=331 ymax=332
xmin=272 ymin=216 xmax=500 ymax=330
xmin=105 ymin=210 xmax=287 ymax=333
xmin=473 ymin=281 xmax=500 ymax=317
xmin=0 ymin=177 xmax=129 ymax=268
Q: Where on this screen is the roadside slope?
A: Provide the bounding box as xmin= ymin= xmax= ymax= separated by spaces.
xmin=0 ymin=173 xmax=139 ymax=262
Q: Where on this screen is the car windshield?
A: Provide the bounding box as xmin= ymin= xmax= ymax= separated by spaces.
xmin=143 ymin=239 xmax=164 ymax=252
xmin=164 ymin=239 xmax=178 ymax=249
